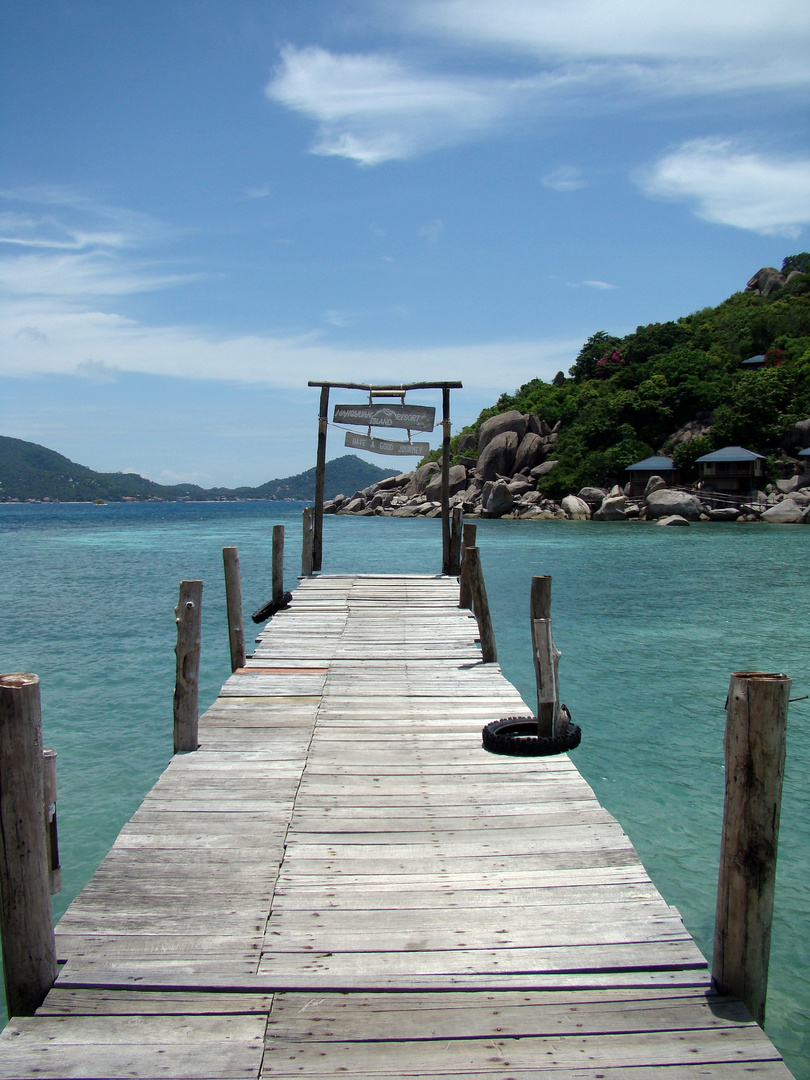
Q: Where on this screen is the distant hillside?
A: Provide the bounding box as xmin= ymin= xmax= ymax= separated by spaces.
xmin=428 ymin=256 xmax=810 ymax=496
xmin=0 ymin=437 xmax=396 ymax=502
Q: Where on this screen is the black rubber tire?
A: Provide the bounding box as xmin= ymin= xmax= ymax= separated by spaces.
xmin=482 ymin=715 xmax=581 ymax=756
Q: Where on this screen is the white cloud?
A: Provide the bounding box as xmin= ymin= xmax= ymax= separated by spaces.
xmin=565 ymin=279 xmax=618 ymax=290
xmin=265 ymin=5 xmax=809 ymax=165
xmin=637 ymin=139 xmax=810 ymax=237
xmin=403 ymin=0 xmax=810 ymax=79
xmin=266 ymin=45 xmax=527 ymax=164
xmin=541 ymin=166 xmax=587 ymax=192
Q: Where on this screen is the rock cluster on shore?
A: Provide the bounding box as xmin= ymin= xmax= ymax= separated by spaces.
xmin=322 ymin=410 xmax=810 ymax=525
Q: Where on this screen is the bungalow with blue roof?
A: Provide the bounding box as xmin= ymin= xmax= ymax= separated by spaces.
xmin=695 ymin=446 xmax=765 ymax=496
xmin=800 ymin=447 xmax=810 ymax=476
xmin=625 ymin=455 xmax=677 ymax=496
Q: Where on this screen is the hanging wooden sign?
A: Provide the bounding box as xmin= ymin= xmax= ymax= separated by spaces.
xmin=345 ymin=431 xmax=430 ymax=457
xmin=333 ymin=403 xmax=435 ymax=431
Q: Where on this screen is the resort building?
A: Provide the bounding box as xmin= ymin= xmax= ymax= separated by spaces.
xmin=695 ymin=445 xmax=765 ymax=496
xmin=625 ymin=455 xmax=677 ymax=496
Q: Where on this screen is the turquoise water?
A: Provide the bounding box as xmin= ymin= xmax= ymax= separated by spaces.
xmin=0 ymin=502 xmax=808 ymax=1074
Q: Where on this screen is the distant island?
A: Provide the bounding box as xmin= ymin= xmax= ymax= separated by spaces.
xmin=0 ymin=438 xmax=396 ymax=503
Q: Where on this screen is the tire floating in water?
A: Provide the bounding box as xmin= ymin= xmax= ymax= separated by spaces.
xmin=482 ymin=712 xmax=581 ymax=757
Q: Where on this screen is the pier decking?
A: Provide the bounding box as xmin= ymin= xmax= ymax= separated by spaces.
xmin=0 ymin=574 xmax=793 ymax=1077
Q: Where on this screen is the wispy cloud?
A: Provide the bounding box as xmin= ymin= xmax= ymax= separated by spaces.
xmin=637 ymin=138 xmax=810 ymax=237
xmin=565 ymin=279 xmax=618 ymax=290
xmin=267 ymin=3 xmax=809 ymax=166
xmin=266 ymin=45 xmax=528 ymax=164
xmin=402 ymin=0 xmax=810 ymax=82
xmin=541 ymin=166 xmax=587 ymax=192
xmin=0 ymin=189 xmax=198 ymax=300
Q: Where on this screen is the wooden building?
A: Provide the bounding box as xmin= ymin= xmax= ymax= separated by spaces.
xmin=696 ymin=445 xmax=765 ymax=495
xmin=625 ymin=454 xmax=677 ymax=496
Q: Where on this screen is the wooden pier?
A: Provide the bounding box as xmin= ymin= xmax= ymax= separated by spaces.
xmin=0 ymin=574 xmax=793 ymax=1077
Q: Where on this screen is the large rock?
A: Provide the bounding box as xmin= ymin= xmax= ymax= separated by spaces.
xmin=514 ymin=432 xmax=547 ymax=472
xmin=577 ymin=486 xmax=607 ymax=509
xmin=530 ymin=459 xmax=558 ymax=478
xmin=456 ymin=433 xmax=476 ymax=453
xmin=746 ymin=267 xmax=786 ymax=297
xmin=404 ymin=462 xmax=439 ymax=496
xmin=562 ymin=495 xmax=590 ymax=520
xmin=593 ymin=495 xmax=629 ymax=520
xmin=376 ymin=472 xmax=410 ymax=491
xmin=477 ymin=411 xmax=527 ymax=456
xmin=783 ymin=417 xmax=810 ymax=450
xmin=761 ymin=499 xmax=808 ymax=523
xmin=657 ymin=515 xmax=690 ymax=527
xmin=477 ymin=430 xmax=519 ymax=481
xmin=645 ymin=489 xmax=702 ymax=521
xmin=507 ymin=476 xmax=535 ymax=497
xmin=644 ymin=475 xmax=667 ymax=496
xmin=341 ymin=497 xmax=366 ymax=513
xmin=483 ymin=480 xmax=514 ymax=518
xmin=527 ymin=414 xmax=552 ymax=438
xmin=425 ymin=464 xmax=467 ymax=502
xmin=707 ymin=507 xmax=741 ymax=521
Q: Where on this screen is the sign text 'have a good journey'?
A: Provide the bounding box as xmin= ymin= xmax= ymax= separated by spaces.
xmin=333 ymin=404 xmax=436 ymax=432
xmin=344 ymin=432 xmax=430 ymax=457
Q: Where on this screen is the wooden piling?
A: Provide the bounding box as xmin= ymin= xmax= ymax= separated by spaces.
xmin=272 ymin=525 xmax=285 ymax=603
xmin=222 ymin=547 xmax=245 ymax=672
xmin=173 ymin=580 xmax=203 ymax=752
xmin=713 ymin=670 xmax=791 ymax=1028
xmin=458 ymin=522 xmax=477 ymax=609
xmin=449 ymin=506 xmax=463 ymax=576
xmin=0 ymin=673 xmax=57 ymax=1017
xmin=42 ymin=749 xmax=61 ymax=895
xmin=441 ymin=387 xmax=451 ymax=575
xmin=530 ymin=575 xmax=562 ymax=738
xmin=466 ymin=548 xmax=497 ymax=662
xmin=301 ymin=507 xmax=314 ymax=578
xmin=313 ymin=386 xmax=329 ymax=572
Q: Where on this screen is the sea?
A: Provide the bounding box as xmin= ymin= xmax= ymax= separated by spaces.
xmin=0 ymin=501 xmax=808 ymax=1075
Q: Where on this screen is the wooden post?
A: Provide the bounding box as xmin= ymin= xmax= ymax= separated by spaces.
xmin=222 ymin=547 xmax=245 ymax=672
xmin=313 ymin=385 xmax=329 ymax=572
xmin=449 ymin=506 xmax=463 ymax=576
xmin=174 ymin=580 xmax=203 ymax=752
xmin=272 ymin=525 xmax=285 ymax=603
xmin=458 ymin=522 xmax=477 ymax=609
xmin=0 ymin=674 xmax=57 ymax=1016
xmin=713 ymin=671 xmax=791 ymax=1027
xmin=301 ymin=507 xmax=314 ymax=577
xmin=530 ymin=575 xmax=562 ymax=738
xmin=467 ymin=548 xmax=497 ymax=663
xmin=42 ymin=749 xmax=61 ymax=895
xmin=441 ymin=387 xmax=451 ymax=575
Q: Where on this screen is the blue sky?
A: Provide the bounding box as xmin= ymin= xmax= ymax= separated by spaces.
xmin=2 ymin=0 xmax=809 ymax=487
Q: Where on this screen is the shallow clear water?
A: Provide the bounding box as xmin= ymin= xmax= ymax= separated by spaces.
xmin=0 ymin=503 xmax=808 ymax=1074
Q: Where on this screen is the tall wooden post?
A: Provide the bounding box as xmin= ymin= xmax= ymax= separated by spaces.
xmin=222 ymin=547 xmax=245 ymax=672
xmin=467 ymin=548 xmax=497 ymax=663
xmin=459 ymin=522 xmax=477 ymax=609
xmin=302 ymin=507 xmax=314 ymax=577
xmin=42 ymin=749 xmax=61 ymax=895
xmin=441 ymin=387 xmax=451 ymax=575
xmin=313 ymin=385 xmax=330 ymax=572
xmin=174 ymin=580 xmax=203 ymax=752
xmin=530 ymin=575 xmax=562 ymax=738
xmin=449 ymin=506 xmax=463 ymax=576
xmin=713 ymin=671 xmax=791 ymax=1027
xmin=272 ymin=525 xmax=285 ymax=603
xmin=0 ymin=674 xmax=57 ymax=1016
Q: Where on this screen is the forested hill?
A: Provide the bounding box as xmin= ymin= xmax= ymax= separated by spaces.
xmin=0 ymin=439 xmax=396 ymax=503
xmin=445 ymin=256 xmax=810 ymax=497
